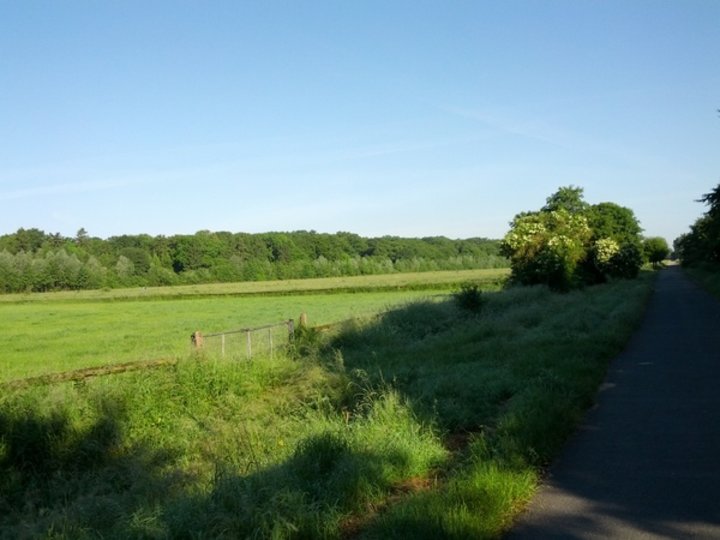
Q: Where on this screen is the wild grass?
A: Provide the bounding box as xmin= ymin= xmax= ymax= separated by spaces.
xmin=325 ymin=273 xmax=655 ymax=537
xmin=683 ymin=263 xmax=720 ymax=299
xmin=0 ymin=356 xmax=445 ymax=539
xmin=0 ymin=271 xmax=655 ymax=538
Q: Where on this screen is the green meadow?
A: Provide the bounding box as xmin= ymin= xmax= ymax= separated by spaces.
xmin=1 ymin=269 xmax=507 ymax=382
xmin=0 ymin=269 xmax=655 ymax=538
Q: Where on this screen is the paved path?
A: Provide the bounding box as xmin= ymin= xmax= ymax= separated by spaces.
xmin=508 ymin=267 xmax=720 ymax=539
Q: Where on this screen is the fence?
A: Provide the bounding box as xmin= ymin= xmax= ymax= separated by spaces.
xmin=191 ymin=319 xmax=296 ymax=360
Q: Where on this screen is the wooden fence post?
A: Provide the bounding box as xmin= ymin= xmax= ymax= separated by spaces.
xmin=191 ymin=331 xmax=204 ymax=349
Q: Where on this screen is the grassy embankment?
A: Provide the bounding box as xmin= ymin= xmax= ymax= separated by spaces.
xmin=0 ymin=270 xmax=655 ymax=538
xmin=1 ymin=269 xmax=508 ymax=382
xmin=682 ymin=263 xmax=720 ymax=299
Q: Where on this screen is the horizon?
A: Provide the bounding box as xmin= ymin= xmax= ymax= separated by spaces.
xmin=2 ymin=2 xmax=719 ymax=245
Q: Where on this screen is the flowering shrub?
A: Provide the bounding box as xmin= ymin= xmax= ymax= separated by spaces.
xmin=502 ymin=187 xmax=644 ymax=290
xmin=502 ymin=209 xmax=592 ymax=291
xmin=593 ymin=238 xmax=620 ymax=265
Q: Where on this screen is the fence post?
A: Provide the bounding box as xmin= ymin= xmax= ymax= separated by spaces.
xmin=268 ymin=328 xmax=273 ymax=358
xmin=191 ymin=331 xmax=204 ymax=349
xmin=221 ymin=334 xmax=225 ymax=357
xmin=299 ymin=312 xmax=308 ymax=328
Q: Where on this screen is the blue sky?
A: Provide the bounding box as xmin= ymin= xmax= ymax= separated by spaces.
xmin=1 ymin=1 xmax=718 ymax=243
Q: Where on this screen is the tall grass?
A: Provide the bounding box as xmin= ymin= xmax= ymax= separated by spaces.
xmin=683 ymin=263 xmax=720 ymax=299
xmin=0 ymin=354 xmax=445 ymax=538
xmin=325 ymin=273 xmax=655 ymax=537
xmin=1 ymin=272 xmax=655 ymax=538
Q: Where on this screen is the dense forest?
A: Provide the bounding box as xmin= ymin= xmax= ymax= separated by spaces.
xmin=0 ymin=228 xmax=506 ymax=293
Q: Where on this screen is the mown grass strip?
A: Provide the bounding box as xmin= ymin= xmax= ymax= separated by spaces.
xmin=0 ymin=268 xmax=509 ymax=304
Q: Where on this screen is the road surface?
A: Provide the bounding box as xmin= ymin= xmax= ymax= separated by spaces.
xmin=508 ymin=267 xmax=720 ymax=539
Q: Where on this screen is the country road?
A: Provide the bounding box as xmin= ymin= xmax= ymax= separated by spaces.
xmin=508 ymin=267 xmax=720 ymax=539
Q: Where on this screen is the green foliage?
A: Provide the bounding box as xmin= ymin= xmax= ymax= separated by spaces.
xmin=502 ymin=186 xmax=644 ymax=289
xmin=587 ymin=202 xmax=643 ymax=245
xmin=502 ymin=207 xmax=592 ymax=291
xmin=675 ymin=182 xmax=720 ymax=265
xmin=541 ymin=185 xmax=589 ymax=214
xmin=643 ymin=237 xmax=670 ymax=266
xmin=0 ymin=229 xmax=507 ymax=293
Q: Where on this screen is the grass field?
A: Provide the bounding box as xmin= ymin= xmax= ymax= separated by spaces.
xmin=1 ymin=270 xmax=507 ymax=382
xmin=0 ymin=268 xmax=509 ymax=303
xmin=0 ymin=270 xmax=656 ymax=538
xmin=1 ymin=289 xmax=448 ymax=382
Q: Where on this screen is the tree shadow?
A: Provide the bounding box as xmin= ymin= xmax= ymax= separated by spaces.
xmin=0 ymin=396 xmax=181 ymax=538
xmin=315 ymin=282 xmax=720 ymax=538
xmin=1 ymin=387 xmax=428 ymax=538
xmin=322 ymin=297 xmax=511 ymax=435
xmin=163 ymin=431 xmax=417 ymax=538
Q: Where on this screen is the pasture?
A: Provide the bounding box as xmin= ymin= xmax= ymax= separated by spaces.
xmin=0 ymin=269 xmax=507 ymax=382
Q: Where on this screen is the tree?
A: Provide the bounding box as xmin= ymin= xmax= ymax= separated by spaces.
xmin=75 ymin=228 xmax=89 ymax=246
xmin=502 ymin=208 xmax=592 ymax=291
xmin=503 ymin=186 xmax=644 ymax=290
xmin=643 ymin=237 xmax=670 ymax=267
xmin=676 ymin=182 xmax=720 ymax=265
xmin=586 ymin=203 xmax=643 ymax=245
xmin=542 ymin=185 xmax=589 ymax=214
xmin=584 ymin=202 xmax=644 ymax=282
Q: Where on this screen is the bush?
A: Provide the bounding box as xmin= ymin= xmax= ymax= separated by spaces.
xmin=453 ymin=283 xmax=485 ymax=312
xmin=502 ymin=187 xmax=644 ymax=290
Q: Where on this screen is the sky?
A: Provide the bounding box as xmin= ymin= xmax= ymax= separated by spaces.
xmin=1 ymin=1 xmax=718 ymax=243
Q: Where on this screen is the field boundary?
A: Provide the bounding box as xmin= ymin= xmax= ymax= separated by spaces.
xmin=0 ymin=268 xmax=509 ymax=304
xmin=1 ymin=357 xmax=179 ymax=390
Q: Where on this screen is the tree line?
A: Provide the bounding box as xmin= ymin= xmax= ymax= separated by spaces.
xmin=0 ymin=229 xmax=506 ymax=293
xmin=674 ymin=182 xmax=720 ymax=266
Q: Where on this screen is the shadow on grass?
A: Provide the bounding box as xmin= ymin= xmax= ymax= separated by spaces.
xmin=1 ymin=277 xmax=658 ymax=538
xmin=1 ymin=391 xmax=431 ymax=538
xmin=0 ymin=397 xmax=180 ymax=538
xmin=166 ymin=431 xmax=417 ymax=538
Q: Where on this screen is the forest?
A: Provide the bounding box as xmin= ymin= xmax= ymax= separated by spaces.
xmin=0 ymin=228 xmax=505 ymax=293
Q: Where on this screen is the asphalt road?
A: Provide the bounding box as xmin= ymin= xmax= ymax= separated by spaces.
xmin=507 ymin=267 xmax=720 ymax=539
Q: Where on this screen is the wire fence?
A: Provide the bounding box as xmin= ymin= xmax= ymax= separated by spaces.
xmin=191 ymin=319 xmax=295 ymax=360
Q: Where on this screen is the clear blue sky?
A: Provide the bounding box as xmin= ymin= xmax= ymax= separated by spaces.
xmin=1 ymin=1 xmax=718 ymax=243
